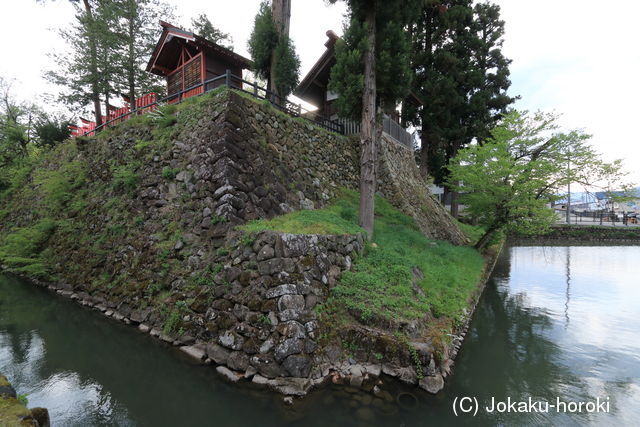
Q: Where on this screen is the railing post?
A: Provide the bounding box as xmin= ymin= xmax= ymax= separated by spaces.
xmin=225 ymin=69 xmax=231 ymax=88
xmin=253 ymin=81 xmax=258 ymax=96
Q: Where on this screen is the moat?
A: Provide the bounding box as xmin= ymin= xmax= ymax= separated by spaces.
xmin=1 ymin=244 xmax=638 ymax=426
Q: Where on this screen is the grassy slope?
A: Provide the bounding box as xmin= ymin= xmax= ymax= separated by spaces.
xmin=242 ymin=189 xmax=486 ymax=326
xmin=0 ymin=89 xmax=226 ymax=282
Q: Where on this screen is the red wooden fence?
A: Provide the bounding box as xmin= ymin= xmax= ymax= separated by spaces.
xmin=70 ymin=92 xmax=158 ymax=137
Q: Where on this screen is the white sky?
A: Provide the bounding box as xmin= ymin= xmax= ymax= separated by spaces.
xmin=0 ymin=0 xmax=637 ymax=183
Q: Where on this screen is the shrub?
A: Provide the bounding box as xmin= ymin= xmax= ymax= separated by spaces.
xmin=161 ymin=167 xmax=180 ymax=180
xmin=112 ymin=164 xmax=139 ymax=192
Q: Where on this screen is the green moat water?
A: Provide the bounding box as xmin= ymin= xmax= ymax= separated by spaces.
xmin=1 ymin=244 xmax=639 ymax=426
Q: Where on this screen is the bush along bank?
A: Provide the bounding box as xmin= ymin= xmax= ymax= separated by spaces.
xmin=0 ymin=87 xmax=496 ymax=399
xmin=513 ymin=224 xmax=640 ymax=243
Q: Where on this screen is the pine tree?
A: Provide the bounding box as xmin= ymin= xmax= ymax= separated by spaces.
xmin=190 ymin=13 xmax=233 ymax=49
xmin=45 ymin=1 xmax=108 ymax=124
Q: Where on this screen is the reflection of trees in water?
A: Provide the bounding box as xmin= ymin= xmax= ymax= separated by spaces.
xmin=453 ymin=246 xmax=637 ymax=425
xmin=454 ymin=247 xmax=584 ymax=403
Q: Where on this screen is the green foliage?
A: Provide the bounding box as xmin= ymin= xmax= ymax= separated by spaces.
xmin=33 ymin=155 xmax=87 ymax=212
xmin=248 ymin=1 xmax=300 ymax=99
xmin=248 ymin=1 xmax=279 ymax=82
xmin=161 ymin=167 xmax=180 ymax=180
xmin=190 ymin=13 xmax=233 ymax=49
xmin=272 ymin=36 xmax=301 ymax=98
xmin=401 ymin=1 xmax=515 ymax=184
xmin=0 ymin=218 xmax=57 ymax=278
xmin=244 ymin=189 xmax=484 ymax=322
xmin=240 ymin=195 xmax=365 ymax=235
xmin=17 ymin=394 xmax=28 ymax=406
xmin=447 ymin=110 xmax=599 ymax=248
xmin=241 ymin=234 xmax=256 ymax=247
xmin=211 ymin=215 xmax=227 ymax=225
xmin=328 ymin=1 xmax=417 ymax=120
xmin=111 ymin=163 xmax=139 ymax=192
xmin=258 ymin=314 xmax=272 ymax=325
xmin=163 ymin=299 xmax=190 ymax=334
xmin=33 ymin=115 xmax=72 ymax=148
xmin=455 ymin=220 xmax=485 ymax=247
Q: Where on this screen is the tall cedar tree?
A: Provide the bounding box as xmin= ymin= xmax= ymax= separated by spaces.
xmin=328 ymin=0 xmax=419 ymax=237
xmin=114 ymin=0 xmax=174 ymax=112
xmin=248 ymin=1 xmax=300 ymax=102
xmin=44 ymin=0 xmax=106 ymax=126
xmin=403 ymin=1 xmax=515 ymax=216
xmin=44 ymin=0 xmax=172 ymax=122
xmin=190 ymin=13 xmax=233 ymax=49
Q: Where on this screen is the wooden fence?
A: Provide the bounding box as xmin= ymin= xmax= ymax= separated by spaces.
xmin=72 ymin=70 xmax=415 ymax=145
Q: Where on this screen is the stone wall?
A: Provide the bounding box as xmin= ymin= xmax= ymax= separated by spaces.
xmin=23 ymin=230 xmax=366 ymax=396
xmin=377 ymin=134 xmax=468 ymax=245
xmin=0 ymin=88 xmax=473 ymax=397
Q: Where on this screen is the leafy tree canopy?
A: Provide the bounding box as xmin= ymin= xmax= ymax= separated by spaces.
xmin=447 ymin=110 xmax=602 ymax=249
xmin=190 ymin=13 xmax=233 ymax=49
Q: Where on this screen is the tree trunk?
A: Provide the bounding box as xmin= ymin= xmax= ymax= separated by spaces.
xmin=419 ymin=130 xmax=429 ymax=179
xmin=451 ymin=190 xmax=459 ymax=218
xmin=270 ymin=0 xmax=291 ymax=104
xmin=105 ymin=91 xmax=111 ymax=123
xmin=359 ymin=5 xmax=377 ymax=239
xmin=475 ymin=227 xmax=497 ymax=250
xmin=442 ymin=185 xmax=449 ymax=207
xmin=83 ymin=0 xmax=103 ymax=128
xmin=449 ymin=140 xmax=462 ymax=217
xmin=127 ymin=2 xmax=136 ymax=113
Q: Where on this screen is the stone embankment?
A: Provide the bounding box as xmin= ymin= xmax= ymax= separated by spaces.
xmin=0 ymin=375 xmax=50 ymax=426
xmin=515 ymin=224 xmax=640 ymax=243
xmin=0 ymin=88 xmax=474 ymax=399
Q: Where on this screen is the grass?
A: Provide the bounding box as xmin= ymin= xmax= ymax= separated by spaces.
xmin=0 ymin=218 xmax=57 ymax=278
xmin=456 ymin=220 xmax=486 ymax=246
xmin=240 ymin=195 xmax=365 ymax=235
xmin=242 ymin=189 xmax=486 ymax=324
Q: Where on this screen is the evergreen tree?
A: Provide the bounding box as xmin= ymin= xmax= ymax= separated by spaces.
xmin=44 ymin=0 xmax=107 ymax=126
xmin=248 ymin=1 xmax=300 ymax=102
xmin=114 ymin=0 xmax=174 ymax=112
xmin=190 ymin=13 xmax=233 ymax=49
xmin=328 ymin=0 xmax=419 ymax=237
xmin=403 ymin=0 xmax=515 ymax=217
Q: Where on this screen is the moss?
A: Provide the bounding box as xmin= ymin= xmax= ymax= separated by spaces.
xmin=239 ymin=193 xmax=364 ymax=235
xmin=0 ymin=397 xmax=33 ymax=426
xmin=161 ymin=167 xmax=180 ymax=180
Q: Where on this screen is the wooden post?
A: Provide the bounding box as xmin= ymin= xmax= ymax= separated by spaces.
xmin=225 ymin=69 xmax=231 ymax=88
xmin=253 ymin=81 xmax=258 ymax=96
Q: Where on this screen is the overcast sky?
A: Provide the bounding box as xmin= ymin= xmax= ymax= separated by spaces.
xmin=0 ymin=0 xmax=637 ymax=183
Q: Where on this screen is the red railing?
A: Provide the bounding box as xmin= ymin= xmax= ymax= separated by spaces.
xmin=70 ymin=93 xmax=158 ymax=137
xmin=70 ymin=70 xmax=348 ymax=138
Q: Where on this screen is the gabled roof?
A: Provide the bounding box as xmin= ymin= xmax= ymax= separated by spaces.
xmin=146 ymin=21 xmax=251 ymax=76
xmin=293 ymin=30 xmax=339 ymax=100
xmin=294 ymin=30 xmax=423 ymax=108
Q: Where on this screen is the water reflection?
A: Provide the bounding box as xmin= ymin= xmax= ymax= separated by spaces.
xmin=565 ymin=246 xmax=571 ymax=329
xmin=1 ymin=245 xmax=639 ymax=426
